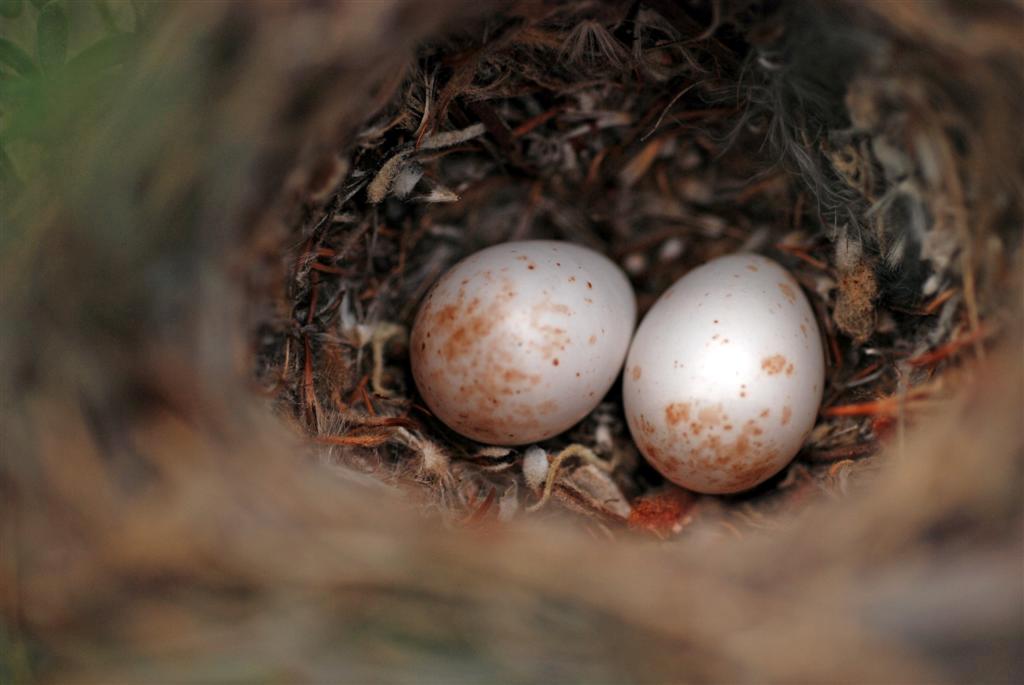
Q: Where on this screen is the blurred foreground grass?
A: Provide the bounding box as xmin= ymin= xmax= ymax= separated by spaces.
xmin=1 ymin=3 xmax=150 ymax=681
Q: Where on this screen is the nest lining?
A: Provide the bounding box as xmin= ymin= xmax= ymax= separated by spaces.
xmin=251 ymin=0 xmax=1010 ymax=534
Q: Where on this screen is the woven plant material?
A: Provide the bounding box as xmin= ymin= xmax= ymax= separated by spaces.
xmin=1 ymin=1 xmax=1022 ymax=682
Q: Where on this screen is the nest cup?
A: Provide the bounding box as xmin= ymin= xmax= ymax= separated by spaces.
xmin=2 ymin=1 xmax=1022 ymax=682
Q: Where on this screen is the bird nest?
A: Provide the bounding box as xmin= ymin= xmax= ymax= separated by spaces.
xmin=3 ymin=1 xmax=1022 ymax=682
xmin=253 ymin=1 xmax=1016 ymax=530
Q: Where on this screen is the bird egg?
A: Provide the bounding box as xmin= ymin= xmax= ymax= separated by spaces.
xmin=623 ymin=253 xmax=825 ymax=494
xmin=411 ymin=240 xmax=636 ymax=445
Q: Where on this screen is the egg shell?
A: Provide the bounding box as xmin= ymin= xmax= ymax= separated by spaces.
xmin=411 ymin=240 xmax=636 ymax=445
xmin=623 ymin=253 xmax=825 ymax=494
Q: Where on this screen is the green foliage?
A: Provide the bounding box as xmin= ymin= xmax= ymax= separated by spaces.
xmin=35 ymin=1 xmax=66 ymax=69
xmin=0 ymin=36 xmax=35 ymax=75
xmin=1 ymin=0 xmax=140 ymax=198
xmin=0 ymin=0 xmax=23 ymax=20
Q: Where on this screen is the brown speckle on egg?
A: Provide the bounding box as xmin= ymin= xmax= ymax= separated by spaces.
xmin=761 ymin=355 xmax=787 ymax=374
xmin=664 ymin=402 xmax=691 ymax=426
xmin=697 ymin=404 xmax=726 ymax=427
xmin=778 ymin=282 xmax=797 ymax=304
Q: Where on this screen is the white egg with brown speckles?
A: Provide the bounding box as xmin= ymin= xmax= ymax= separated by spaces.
xmin=623 ymin=253 xmax=825 ymax=494
xmin=411 ymin=240 xmax=636 ymax=445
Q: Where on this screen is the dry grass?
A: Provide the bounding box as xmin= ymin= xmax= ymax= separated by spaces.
xmin=2 ymin=1 xmax=1022 ymax=682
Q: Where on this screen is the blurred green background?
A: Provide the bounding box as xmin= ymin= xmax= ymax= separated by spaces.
xmin=1 ymin=0 xmax=150 ymax=199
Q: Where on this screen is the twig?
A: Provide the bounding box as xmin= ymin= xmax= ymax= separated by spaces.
xmin=907 ymin=324 xmax=991 ymax=367
xmin=922 ymin=287 xmax=956 ymax=315
xmin=807 ymin=442 xmax=879 ymax=462
xmin=511 ymin=106 xmax=563 ymax=138
xmin=314 ymin=431 xmax=392 ymax=448
xmin=775 ymin=243 xmax=828 ymax=271
xmin=641 ymin=81 xmax=698 ymax=141
xmin=822 ymin=394 xmax=938 ymax=417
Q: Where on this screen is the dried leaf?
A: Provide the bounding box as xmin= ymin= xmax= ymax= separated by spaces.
xmin=410 ymin=186 xmax=459 ymax=203
xmin=366 ymin=150 xmax=414 ymax=203
xmin=563 ymin=464 xmax=631 ymax=520
xmin=367 ymin=123 xmax=485 ymax=203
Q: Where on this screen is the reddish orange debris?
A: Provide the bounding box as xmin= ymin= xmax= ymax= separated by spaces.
xmin=628 ymin=487 xmax=696 ymax=537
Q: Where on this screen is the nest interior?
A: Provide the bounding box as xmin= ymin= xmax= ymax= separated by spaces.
xmin=251 ymin=0 xmax=1019 ymax=526
xmin=2 ymin=1 xmax=1023 ymax=683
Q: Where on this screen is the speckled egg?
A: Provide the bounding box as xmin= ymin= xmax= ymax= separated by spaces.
xmin=623 ymin=253 xmax=825 ymax=494
xmin=411 ymin=240 xmax=636 ymax=445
